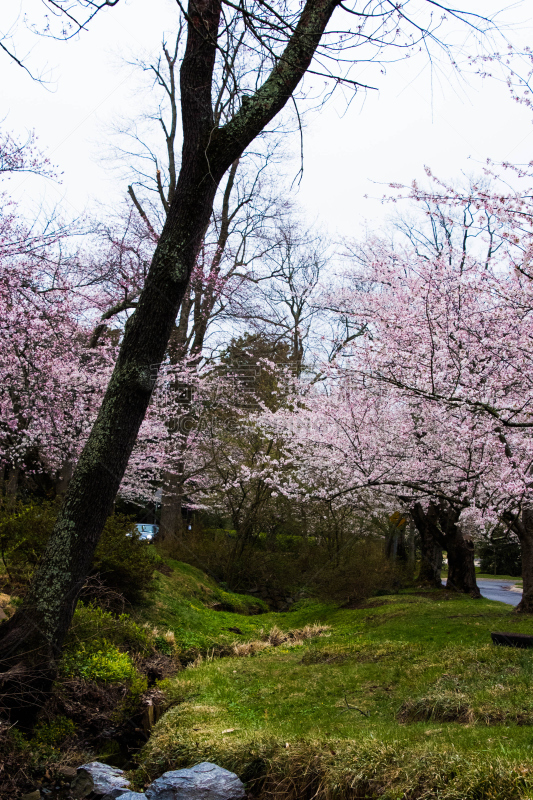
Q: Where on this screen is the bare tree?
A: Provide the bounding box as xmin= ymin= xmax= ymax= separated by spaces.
xmin=228 ymin=221 xmax=329 ymax=374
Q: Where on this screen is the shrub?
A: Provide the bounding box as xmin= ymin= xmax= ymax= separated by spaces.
xmin=169 ymin=522 xmax=403 ymax=607
xmin=92 ymin=512 xmax=157 ymax=606
xmin=61 ymin=638 xmax=137 ymax=682
xmin=479 ymin=530 xmax=522 ymax=577
xmin=166 ymin=489 xmax=409 ymax=609
xmin=62 ymin=603 xmax=152 ymax=709
xmin=312 ymin=539 xmax=404 ymax=605
xmin=155 ymin=635 xmax=175 ymax=656
xmin=0 ymin=500 xmax=57 ymax=585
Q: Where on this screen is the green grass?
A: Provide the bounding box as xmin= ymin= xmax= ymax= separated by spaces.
xmin=135 ymin=583 xmax=533 ymax=799
xmin=135 ymin=559 xmax=274 ymax=656
xmin=439 ymin=566 xmax=521 ymax=582
xmin=475 ymin=570 xmax=522 ymax=582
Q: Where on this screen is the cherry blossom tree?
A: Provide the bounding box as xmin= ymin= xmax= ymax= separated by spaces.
xmin=0 ymin=130 xmax=108 ymax=501
xmin=0 ymin=130 xmax=56 ymax=178
xmin=352 ymin=173 xmax=533 ymax=607
xmin=264 ymin=169 xmax=533 ymax=606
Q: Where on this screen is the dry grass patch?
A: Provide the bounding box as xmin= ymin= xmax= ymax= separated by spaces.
xmin=398 ymin=692 xmax=475 ymax=724
xmin=232 ymin=623 xmax=330 ymax=658
xmin=181 ymin=623 xmax=331 ymax=664
xmin=0 ymin=591 xmax=15 ymax=618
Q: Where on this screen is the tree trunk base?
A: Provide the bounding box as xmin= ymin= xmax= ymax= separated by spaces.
xmin=446 ymin=534 xmax=480 ymax=598
xmin=516 ymin=594 xmax=533 ymax=613
xmin=445 ymin=580 xmax=481 ymax=599
xmin=415 ymin=576 xmax=443 ymax=589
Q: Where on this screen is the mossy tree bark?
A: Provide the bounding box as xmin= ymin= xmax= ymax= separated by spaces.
xmin=505 ymin=507 xmax=533 ymax=613
xmin=0 ymin=0 xmax=340 ymax=723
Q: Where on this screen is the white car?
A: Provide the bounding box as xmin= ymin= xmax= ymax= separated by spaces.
xmin=135 ymin=523 xmax=159 ymax=541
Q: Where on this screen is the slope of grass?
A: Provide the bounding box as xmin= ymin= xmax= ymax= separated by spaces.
xmin=136 ymin=589 xmax=533 ymax=799
xmin=135 ymin=559 xmax=275 ymax=656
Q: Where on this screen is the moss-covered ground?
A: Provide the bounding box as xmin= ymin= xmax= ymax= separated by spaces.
xmin=133 ymin=564 xmax=533 ymax=799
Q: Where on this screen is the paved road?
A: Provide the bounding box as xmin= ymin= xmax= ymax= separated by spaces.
xmin=442 ymin=578 xmax=522 ymax=606
xmin=444 ymin=578 xmax=522 ymax=605
xmin=477 ymin=579 xmax=522 ymax=606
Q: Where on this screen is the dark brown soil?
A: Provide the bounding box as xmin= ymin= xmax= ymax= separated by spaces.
xmin=155 ymin=564 xmax=173 ymax=576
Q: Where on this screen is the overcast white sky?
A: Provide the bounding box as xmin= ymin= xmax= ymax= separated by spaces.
xmin=3 ymin=0 xmax=533 ymax=239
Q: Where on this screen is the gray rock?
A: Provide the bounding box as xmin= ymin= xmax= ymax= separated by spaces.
xmin=102 ymin=791 xmax=133 ymax=800
xmin=112 ymin=794 xmax=146 ymax=800
xmin=71 ymin=761 xmax=131 ymax=799
xmin=145 ymin=762 xmax=246 ymax=800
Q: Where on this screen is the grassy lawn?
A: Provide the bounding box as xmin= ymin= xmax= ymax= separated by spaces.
xmin=440 ymin=566 xmax=522 ymax=582
xmin=135 ymin=575 xmax=533 ymax=799
xmin=475 ymin=571 xmax=523 ymax=583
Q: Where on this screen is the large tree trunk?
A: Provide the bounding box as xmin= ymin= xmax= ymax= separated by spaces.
xmin=410 ymin=501 xmax=480 ymax=596
xmin=3 ymin=465 xmax=20 ymax=510
xmin=510 ymin=506 xmax=533 ymax=613
xmin=419 ymin=537 xmax=443 ymax=586
xmin=0 ymin=179 xmax=219 ymax=721
xmin=445 ymin=529 xmax=480 ymax=597
xmin=436 ymin=504 xmax=480 ymax=598
xmin=0 ymin=0 xmax=223 ymax=722
xmin=410 ymin=503 xmax=443 ymax=588
xmin=0 ymin=0 xmax=339 ymax=724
